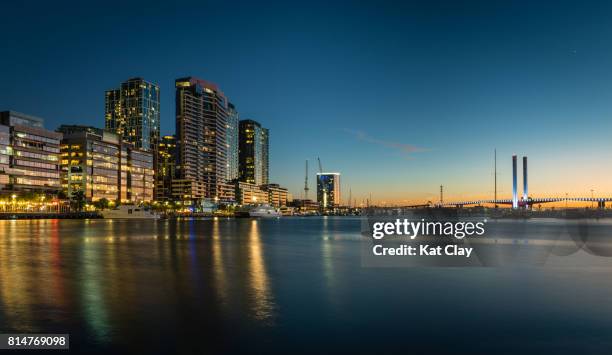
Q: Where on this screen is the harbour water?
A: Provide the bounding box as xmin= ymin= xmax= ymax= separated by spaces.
xmin=1 ymin=217 xmax=612 ymax=354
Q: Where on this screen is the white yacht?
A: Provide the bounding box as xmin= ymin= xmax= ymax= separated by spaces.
xmin=235 ymin=204 xmax=282 ymax=218
xmin=249 ymin=204 xmax=282 ymax=218
xmin=101 ymin=205 xmax=160 ymax=219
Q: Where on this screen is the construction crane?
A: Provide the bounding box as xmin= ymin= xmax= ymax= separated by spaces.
xmin=304 ymin=160 xmax=309 ymax=200
xmin=317 ymin=157 xmax=323 ymax=173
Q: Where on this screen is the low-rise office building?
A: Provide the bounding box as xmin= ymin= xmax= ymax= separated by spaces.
xmin=217 ymin=182 xmax=236 ymax=204
xmin=262 ymin=183 xmax=288 ymax=207
xmin=235 ymin=181 xmax=268 ymax=205
xmin=0 ymin=111 xmax=62 ymax=195
xmin=289 ymin=199 xmax=320 ymax=213
xmin=126 ymin=148 xmax=154 ymax=203
xmin=0 ymin=125 xmax=10 ymax=188
xmin=59 ymin=125 xmax=120 ymax=202
xmin=58 ymin=125 xmax=154 ymax=203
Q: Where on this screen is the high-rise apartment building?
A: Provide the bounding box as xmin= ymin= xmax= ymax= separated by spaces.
xmin=105 ymin=78 xmax=160 ymax=152
xmin=226 ymin=102 xmax=239 ymax=182
xmin=262 ymin=127 xmax=269 ymax=186
xmin=238 ymin=119 xmax=269 ymax=186
xmin=105 ymin=78 xmax=160 ymax=196
xmin=317 ymin=172 xmax=341 ymax=210
xmin=174 ymin=77 xmax=228 ymax=205
xmin=0 ymin=111 xmax=62 ymax=194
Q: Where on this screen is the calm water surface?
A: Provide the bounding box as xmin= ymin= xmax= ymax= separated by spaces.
xmin=1 ymin=217 xmax=612 ymax=354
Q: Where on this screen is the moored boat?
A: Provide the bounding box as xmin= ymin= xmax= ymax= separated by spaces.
xmin=235 ymin=204 xmax=282 ymax=218
xmin=101 ymin=205 xmax=160 ymax=219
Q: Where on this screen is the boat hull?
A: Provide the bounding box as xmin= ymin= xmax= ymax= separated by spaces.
xmin=249 ymin=211 xmax=282 ymax=218
xmin=101 ymin=206 xmax=159 ymax=219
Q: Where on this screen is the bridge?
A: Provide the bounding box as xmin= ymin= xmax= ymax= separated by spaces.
xmin=440 ymin=197 xmax=612 ymax=208
xmin=437 ymin=154 xmax=609 ymax=209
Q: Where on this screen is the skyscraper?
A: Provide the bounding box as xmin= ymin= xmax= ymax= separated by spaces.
xmin=238 ymin=119 xmax=269 ymax=186
xmin=226 ymin=103 xmax=239 ymax=182
xmin=174 ymin=77 xmax=228 ymax=205
xmin=105 ymin=78 xmax=160 ymax=152
xmin=105 ymin=78 xmax=160 ymax=197
xmin=261 ymin=126 xmax=269 ymax=185
xmin=317 ymin=172 xmax=341 ymax=210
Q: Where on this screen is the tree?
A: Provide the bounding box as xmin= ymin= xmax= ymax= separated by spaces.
xmin=18 ymin=191 xmax=37 ymax=202
xmin=70 ymin=191 xmax=86 ymax=212
xmin=93 ymin=198 xmax=110 ymax=210
xmin=57 ymin=191 xmax=68 ymax=200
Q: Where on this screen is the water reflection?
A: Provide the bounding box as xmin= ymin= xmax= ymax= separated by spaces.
xmin=80 ymin=235 xmax=111 ymax=342
xmin=247 ymin=219 xmax=274 ymax=322
xmin=0 ymin=220 xmax=39 ymax=332
xmin=321 ymin=217 xmax=339 ymax=309
xmin=0 ymin=219 xmax=279 ymax=337
xmin=211 ymin=218 xmax=229 ymax=309
xmin=5 ymin=218 xmax=612 ymax=353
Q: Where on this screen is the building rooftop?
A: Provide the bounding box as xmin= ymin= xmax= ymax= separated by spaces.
xmin=175 ymin=77 xmax=224 ymax=96
xmin=0 ymin=110 xmax=44 ymax=128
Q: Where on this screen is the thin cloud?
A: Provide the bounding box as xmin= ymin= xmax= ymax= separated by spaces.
xmin=343 ymin=129 xmax=427 ymax=157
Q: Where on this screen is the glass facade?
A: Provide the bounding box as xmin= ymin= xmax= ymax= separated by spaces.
xmin=58 ymin=125 xmax=153 ymax=203
xmin=0 ymin=111 xmax=62 ymax=194
xmin=156 ymin=135 xmax=176 ymax=201
xmin=0 ymin=125 xmax=10 ymax=187
xmin=128 ymin=148 xmax=154 ymax=203
xmin=317 ymin=173 xmax=341 ymax=210
xmin=105 ymin=78 xmax=160 ymax=198
xmin=239 ymin=119 xmax=269 ymax=186
xmin=105 ymin=78 xmax=160 ymax=152
xmin=59 ymin=126 xmax=120 ymax=201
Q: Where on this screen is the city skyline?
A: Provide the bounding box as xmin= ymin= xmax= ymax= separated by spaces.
xmin=3 ymin=1 xmax=612 ymax=204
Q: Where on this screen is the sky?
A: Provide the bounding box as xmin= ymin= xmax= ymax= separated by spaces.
xmin=2 ymin=0 xmax=612 ymax=205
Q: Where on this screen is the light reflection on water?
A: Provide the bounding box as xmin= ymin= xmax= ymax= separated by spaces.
xmin=2 ymin=217 xmax=612 ymax=354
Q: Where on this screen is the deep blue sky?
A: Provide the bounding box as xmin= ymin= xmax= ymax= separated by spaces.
xmin=2 ymin=0 xmax=612 ymax=203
